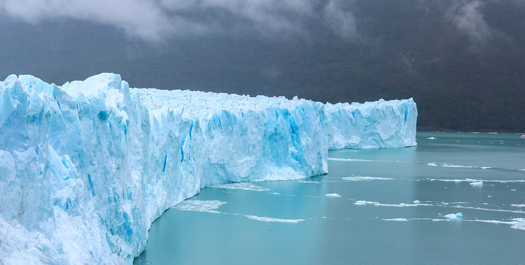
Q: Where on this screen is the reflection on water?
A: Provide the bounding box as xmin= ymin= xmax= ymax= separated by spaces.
xmin=135 ymin=132 xmax=525 ymax=265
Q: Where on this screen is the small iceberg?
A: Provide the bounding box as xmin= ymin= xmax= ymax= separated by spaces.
xmin=444 ymin=212 xmax=463 ymax=219
xmin=413 ymin=200 xmax=421 ymax=204
xmin=427 ymin=137 xmax=437 ymax=140
xmin=325 ymin=193 xmax=341 ymax=198
xmin=470 ymin=181 xmax=483 ymax=187
xmin=520 ymin=135 xmax=525 ymax=139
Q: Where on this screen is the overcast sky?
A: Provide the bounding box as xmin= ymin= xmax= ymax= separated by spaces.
xmin=0 ymin=0 xmax=511 ymax=44
xmin=0 ymin=0 xmax=524 ymax=131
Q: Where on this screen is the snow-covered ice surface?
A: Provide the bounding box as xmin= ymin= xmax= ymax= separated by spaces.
xmin=0 ymin=73 xmax=417 ymax=264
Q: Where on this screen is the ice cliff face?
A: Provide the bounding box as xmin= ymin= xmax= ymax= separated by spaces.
xmin=0 ymin=73 xmax=417 ymax=264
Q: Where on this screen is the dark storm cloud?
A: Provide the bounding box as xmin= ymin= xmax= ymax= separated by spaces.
xmin=447 ymin=0 xmax=493 ymax=44
xmin=0 ymin=0 xmax=359 ymax=42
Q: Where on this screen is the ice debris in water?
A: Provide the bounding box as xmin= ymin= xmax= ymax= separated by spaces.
xmin=470 ymin=181 xmax=483 ymax=187
xmin=174 ymin=200 xmax=227 ymax=213
xmin=413 ymin=200 xmax=421 ymax=204
xmin=0 ymin=73 xmax=417 ymax=264
xmin=427 ymin=137 xmax=437 ymax=140
xmin=325 ymin=193 xmax=342 ymax=198
xmin=244 ymin=215 xmax=304 ymax=223
xmin=444 ymin=213 xmax=463 ymax=219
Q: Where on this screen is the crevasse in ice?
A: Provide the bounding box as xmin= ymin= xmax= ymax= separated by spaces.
xmin=0 ymin=73 xmax=417 ymax=264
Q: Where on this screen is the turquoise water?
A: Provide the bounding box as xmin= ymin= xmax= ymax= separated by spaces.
xmin=135 ymin=132 xmax=525 ymax=265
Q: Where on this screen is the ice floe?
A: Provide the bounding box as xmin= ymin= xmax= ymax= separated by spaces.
xmin=444 ymin=213 xmax=463 ymax=219
xmin=174 ymin=200 xmax=227 ymax=213
xmin=470 ymin=181 xmax=483 ymax=187
xmin=244 ymin=215 xmax=304 ymax=223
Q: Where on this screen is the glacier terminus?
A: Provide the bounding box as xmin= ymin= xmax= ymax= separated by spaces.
xmin=0 ymin=73 xmax=417 ymax=264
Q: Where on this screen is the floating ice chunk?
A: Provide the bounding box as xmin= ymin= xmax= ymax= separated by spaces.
xmin=470 ymin=181 xmax=483 ymax=187
xmin=413 ymin=200 xmax=421 ymax=204
xmin=519 ymin=135 xmax=525 ymax=139
xmin=244 ymin=215 xmax=304 ymax=223
xmin=354 ymin=200 xmax=370 ymax=205
xmin=325 ymin=193 xmax=342 ymax=198
xmin=174 ymin=200 xmax=226 ymax=213
xmin=444 ymin=213 xmax=463 ymax=219
xmin=511 ymin=204 xmax=525 ymax=208
xmin=511 ymin=219 xmax=525 ymax=230
xmin=427 ymin=137 xmax=437 ymax=140
xmin=427 ymin=162 xmax=438 ymax=166
xmin=210 ymin=182 xmax=269 ymax=192
xmin=342 ymin=176 xmax=393 ymax=181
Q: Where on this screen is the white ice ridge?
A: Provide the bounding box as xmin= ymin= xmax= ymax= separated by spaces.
xmin=0 ymin=73 xmax=417 ymax=264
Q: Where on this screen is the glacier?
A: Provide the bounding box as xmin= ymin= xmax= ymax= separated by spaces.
xmin=0 ymin=73 xmax=417 ymax=264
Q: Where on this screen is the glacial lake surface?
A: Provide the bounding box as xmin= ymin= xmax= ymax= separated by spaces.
xmin=135 ymin=132 xmax=525 ymax=265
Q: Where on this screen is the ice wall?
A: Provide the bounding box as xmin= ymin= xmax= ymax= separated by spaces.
xmin=325 ymin=99 xmax=417 ymax=150
xmin=0 ymin=73 xmax=416 ymax=264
